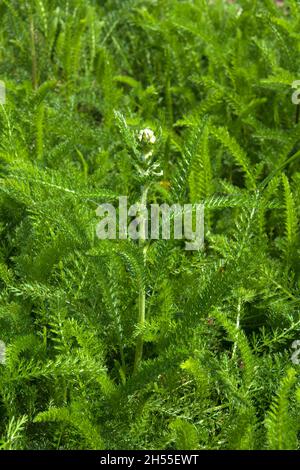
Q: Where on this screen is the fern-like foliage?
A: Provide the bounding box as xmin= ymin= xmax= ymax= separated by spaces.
xmin=265 ymin=368 xmax=298 ymax=450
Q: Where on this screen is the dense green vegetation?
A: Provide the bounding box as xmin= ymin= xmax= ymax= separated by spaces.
xmin=0 ymin=0 xmax=300 ymax=450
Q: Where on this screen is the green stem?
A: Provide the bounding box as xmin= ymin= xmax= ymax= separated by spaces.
xmin=30 ymin=15 xmax=38 ymax=90
xmin=133 ymin=185 xmax=149 ymax=374
xmin=232 ymin=298 xmax=241 ymax=359
xmin=260 ymin=148 xmax=300 ymax=190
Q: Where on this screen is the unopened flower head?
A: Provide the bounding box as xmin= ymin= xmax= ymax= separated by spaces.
xmin=138 ymin=128 xmax=156 ymax=144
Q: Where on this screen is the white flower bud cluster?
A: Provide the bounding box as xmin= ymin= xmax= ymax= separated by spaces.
xmin=136 ymin=128 xmax=162 ymax=178
xmin=138 ymin=128 xmax=156 ymax=144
